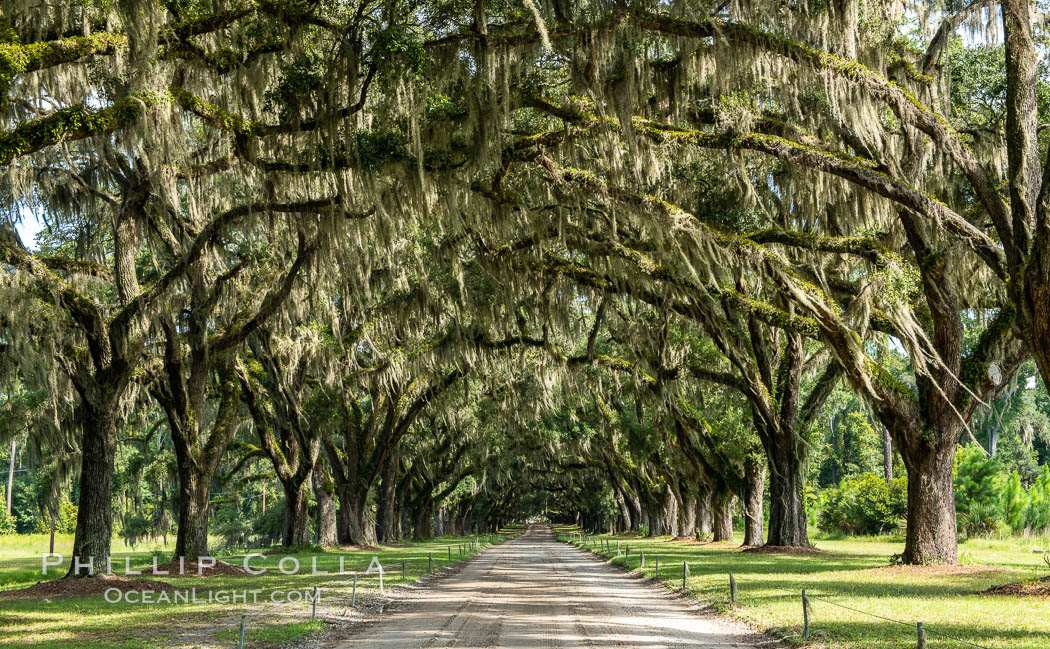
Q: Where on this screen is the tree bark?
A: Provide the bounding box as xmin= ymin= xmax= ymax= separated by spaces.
xmin=337 ymin=487 xmax=377 ymax=546
xmin=376 ymin=443 xmax=400 ymax=543
xmin=314 ymin=464 xmax=338 ymax=546
xmin=766 ymin=437 xmax=809 ymax=546
xmin=5 ymin=438 xmax=14 ymax=515
xmin=712 ymin=489 xmax=733 ymax=542
xmin=173 ymin=471 xmax=210 ymax=561
xmin=899 ymin=435 xmax=958 ymax=564
xmin=282 ymin=481 xmax=310 ymax=547
xmin=678 ymin=497 xmax=697 ymax=538
xmin=68 ymin=404 xmax=118 ymax=576
xmin=697 ymin=486 xmax=713 ymax=536
xmin=663 ymin=485 xmax=679 ymax=537
xmin=743 ymin=458 xmax=765 ymax=546
xmin=612 ymin=484 xmax=631 ymax=532
xmin=882 ymin=425 xmax=893 ymax=482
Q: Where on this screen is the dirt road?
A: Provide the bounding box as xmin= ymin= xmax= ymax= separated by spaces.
xmin=335 ymin=524 xmax=771 ymax=649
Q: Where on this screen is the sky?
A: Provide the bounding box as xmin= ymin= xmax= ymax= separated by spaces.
xmin=13 ymin=211 xmax=43 ymax=251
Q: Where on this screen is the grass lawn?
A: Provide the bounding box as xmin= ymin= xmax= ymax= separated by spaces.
xmin=0 ymin=531 xmax=515 ymax=649
xmin=560 ymin=529 xmax=1050 ymax=649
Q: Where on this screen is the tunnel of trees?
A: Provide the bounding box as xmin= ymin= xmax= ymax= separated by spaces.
xmin=3 ymin=0 xmax=1050 ymax=574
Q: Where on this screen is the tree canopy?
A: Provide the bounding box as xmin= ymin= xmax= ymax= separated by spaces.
xmin=3 ymin=0 xmax=1050 ymax=570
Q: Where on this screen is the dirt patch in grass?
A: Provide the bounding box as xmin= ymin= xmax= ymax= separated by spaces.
xmin=742 ymin=545 xmax=828 ymax=556
xmin=665 ymin=537 xmax=733 ymax=545
xmin=151 ymin=559 xmax=248 ymax=576
xmin=981 ymin=576 xmax=1050 ymax=597
xmin=868 ymin=564 xmax=1006 ymax=578
xmin=339 ymin=544 xmax=382 ymax=551
xmin=1 ymin=574 xmax=174 ymax=598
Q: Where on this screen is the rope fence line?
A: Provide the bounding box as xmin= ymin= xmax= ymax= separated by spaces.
xmin=561 ymin=533 xmax=998 ymax=649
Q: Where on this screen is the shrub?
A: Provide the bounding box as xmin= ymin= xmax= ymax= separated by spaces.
xmin=57 ymin=502 xmax=77 ymax=534
xmin=817 ymin=473 xmax=907 ymax=535
xmin=1003 ymin=470 xmax=1029 ymax=532
xmin=1029 ymin=464 xmax=1050 ymax=532
xmin=0 ymin=508 xmax=16 ymax=535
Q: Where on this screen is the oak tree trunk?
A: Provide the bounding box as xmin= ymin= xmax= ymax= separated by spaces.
xmin=173 ymin=469 xmax=211 ymax=561
xmin=900 ymin=437 xmax=958 ymax=564
xmin=314 ymin=466 xmax=338 ymax=547
xmin=678 ymin=497 xmax=697 ymax=538
xmin=376 ymin=447 xmax=399 ymax=543
xmin=68 ymin=403 xmax=118 ymax=576
xmin=338 ymin=487 xmax=377 ymax=546
xmin=712 ymin=489 xmax=734 ymax=542
xmin=697 ymin=487 xmax=713 ymax=536
xmin=282 ymin=481 xmax=310 ymax=547
xmin=743 ymin=458 xmax=765 ymax=546
xmin=766 ymin=440 xmax=809 ymax=547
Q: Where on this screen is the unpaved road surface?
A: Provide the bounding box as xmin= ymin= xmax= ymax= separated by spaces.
xmin=335 ymin=524 xmax=771 ymax=649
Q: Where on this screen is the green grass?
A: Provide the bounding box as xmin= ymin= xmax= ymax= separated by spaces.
xmin=560 ymin=529 xmax=1050 ymax=649
xmin=0 ymin=532 xmax=515 ymax=648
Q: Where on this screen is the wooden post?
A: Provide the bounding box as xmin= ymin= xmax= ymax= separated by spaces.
xmin=352 ymin=574 xmax=358 ymax=607
xmin=428 ymin=552 xmax=432 ymax=572
xmin=640 ymin=551 xmax=645 ymax=568
xmin=682 ymin=561 xmax=688 ymax=591
xmin=312 ymin=586 xmax=318 ymax=621
xmin=917 ymin=622 xmax=926 ymax=649
xmin=655 ymin=555 xmax=659 ymax=577
xmin=729 ymin=572 xmax=736 ymax=605
xmin=401 ymin=560 xmax=406 ymax=580
xmin=448 ymin=546 xmax=452 ymax=562
xmin=802 ymin=589 xmax=810 ymax=639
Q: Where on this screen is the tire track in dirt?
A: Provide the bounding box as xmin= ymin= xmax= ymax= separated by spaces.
xmin=333 ymin=524 xmax=774 ymax=649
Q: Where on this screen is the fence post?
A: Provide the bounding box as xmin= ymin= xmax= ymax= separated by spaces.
xmin=401 ymin=560 xmax=406 ymax=580
xmin=640 ymin=551 xmax=645 ymax=568
xmin=802 ymin=589 xmax=809 ymax=639
xmin=682 ymin=561 xmax=688 ymax=591
xmin=238 ymin=614 xmax=246 ymax=649
xmin=448 ymin=546 xmax=452 ymax=562
xmin=729 ymin=572 xmax=736 ymax=605
xmin=312 ymin=585 xmax=318 ymax=622
xmin=917 ymin=622 xmax=926 ymax=649
xmin=379 ymin=568 xmax=384 ymax=594
xmin=616 ymin=541 xmax=620 ymax=555
xmin=655 ymin=555 xmax=659 ymax=577
xmin=429 ymin=552 xmax=432 ymax=572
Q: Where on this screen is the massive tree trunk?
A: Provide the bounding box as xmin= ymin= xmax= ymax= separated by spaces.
xmin=678 ymin=497 xmax=697 ymax=538
xmin=165 ymin=362 xmax=241 ymax=562
xmin=413 ymin=496 xmax=434 ymax=539
xmin=712 ymin=488 xmax=734 ymax=542
xmin=743 ymin=458 xmax=765 ymax=546
xmin=68 ymin=403 xmax=118 ymax=576
xmin=611 ymin=482 xmax=631 ymax=531
xmin=697 ymin=486 xmax=713 ymax=536
xmin=314 ymin=464 xmax=338 ymax=546
xmin=898 ymin=430 xmax=959 ymax=564
xmin=337 ymin=486 xmax=377 ymax=546
xmin=663 ymin=485 xmax=679 ymax=537
xmin=282 ymin=481 xmax=311 ymax=547
xmin=765 ymin=432 xmax=809 ymax=547
xmin=173 ymin=470 xmax=211 ymax=561
xmin=376 ymin=443 xmax=400 ymax=543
